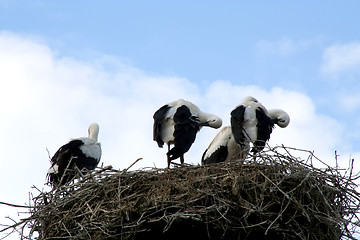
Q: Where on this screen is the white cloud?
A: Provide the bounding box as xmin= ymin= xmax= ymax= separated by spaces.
xmin=321 ymin=42 xmax=360 ymax=75
xmin=0 ymin=32 xmax=352 ymax=238
xmin=256 ymin=37 xmax=322 ymax=57
xmin=257 ymin=37 xmax=298 ymax=56
xmin=337 ymin=93 xmax=360 ymax=112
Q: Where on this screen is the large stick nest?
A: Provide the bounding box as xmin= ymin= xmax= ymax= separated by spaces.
xmin=4 ymin=146 xmax=360 ymax=239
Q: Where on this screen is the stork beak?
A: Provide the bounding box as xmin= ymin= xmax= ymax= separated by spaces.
xmin=271 ymin=118 xmax=279 ymax=124
xmin=198 ymin=121 xmax=210 ymax=126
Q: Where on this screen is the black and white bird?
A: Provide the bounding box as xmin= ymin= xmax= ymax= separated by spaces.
xmin=202 ymin=99 xmax=290 ymax=165
xmin=47 ymin=123 xmax=102 ymax=187
xmin=153 ymin=99 xmax=222 ymax=168
xmin=231 ymin=96 xmax=290 ymax=157
xmin=201 ymin=126 xmax=243 ymax=165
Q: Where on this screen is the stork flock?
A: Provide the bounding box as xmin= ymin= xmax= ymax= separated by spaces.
xmin=47 ymin=96 xmax=290 ymax=188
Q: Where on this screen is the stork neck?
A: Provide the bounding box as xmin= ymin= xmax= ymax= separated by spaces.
xmin=88 ymin=123 xmax=100 ymax=141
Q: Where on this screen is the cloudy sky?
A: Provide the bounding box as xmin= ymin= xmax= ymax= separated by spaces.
xmin=1 ymin=1 xmax=360 ymax=238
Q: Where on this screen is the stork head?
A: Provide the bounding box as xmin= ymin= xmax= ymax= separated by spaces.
xmin=268 ymin=109 xmax=290 ymax=128
xmin=242 ymin=96 xmax=258 ymax=104
xmin=199 ymin=114 xmax=223 ymax=129
xmin=88 ymin=123 xmax=100 ymax=141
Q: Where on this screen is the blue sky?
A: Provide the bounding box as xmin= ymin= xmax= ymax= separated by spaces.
xmin=1 ymin=1 xmax=360 ymax=238
xmin=2 ymin=1 xmax=359 ymax=111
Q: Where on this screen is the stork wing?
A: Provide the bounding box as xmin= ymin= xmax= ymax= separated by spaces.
xmin=230 ymin=105 xmax=246 ymax=145
xmin=153 ymin=104 xmax=171 ymax=147
xmin=167 ymin=105 xmax=200 ymax=160
xmin=252 ymin=108 xmax=274 ymax=153
xmin=48 ymin=139 xmax=85 ymax=185
xmin=50 ymin=140 xmax=84 ymax=165
xmin=202 ymin=145 xmax=228 ymax=165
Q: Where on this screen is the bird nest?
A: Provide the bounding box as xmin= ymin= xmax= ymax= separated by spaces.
xmin=2 ymin=146 xmax=360 ymax=239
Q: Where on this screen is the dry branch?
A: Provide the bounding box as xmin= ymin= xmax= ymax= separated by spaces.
xmin=2 ymin=146 xmax=360 ymax=240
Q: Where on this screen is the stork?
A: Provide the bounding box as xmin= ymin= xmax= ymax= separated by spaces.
xmin=203 ymin=97 xmax=290 ymax=164
xmin=231 ymin=96 xmax=291 ymax=157
xmin=153 ymin=99 xmax=222 ymax=168
xmin=47 ymin=123 xmax=102 ymax=187
xmin=201 ymin=126 xmax=243 ymax=165
xmin=230 ymin=96 xmax=273 ymax=157
xmin=202 ymin=106 xmax=290 ymax=164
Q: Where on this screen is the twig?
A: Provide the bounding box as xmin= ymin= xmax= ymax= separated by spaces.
xmin=121 ymin=158 xmax=143 ymax=173
xmin=0 ymin=202 xmax=33 ymax=208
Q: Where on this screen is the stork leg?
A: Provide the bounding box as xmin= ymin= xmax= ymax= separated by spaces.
xmin=167 ymin=143 xmax=171 ymax=168
xmin=167 ymin=155 xmax=171 ymax=168
xmin=180 ymin=155 xmax=184 ymax=165
xmin=239 ymin=148 xmax=247 ymax=160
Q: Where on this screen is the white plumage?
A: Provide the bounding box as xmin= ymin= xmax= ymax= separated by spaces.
xmin=47 ymin=123 xmax=102 ymax=187
xmin=153 ymin=99 xmax=222 ymax=167
xmin=202 ymin=126 xmax=244 ymax=165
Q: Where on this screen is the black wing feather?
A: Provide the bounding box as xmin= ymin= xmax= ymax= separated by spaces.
xmin=153 ymin=104 xmax=171 ymax=147
xmin=167 ymin=105 xmax=200 ymax=160
xmin=230 ymin=105 xmax=246 ymax=145
xmin=48 ymin=139 xmax=99 ymax=186
xmin=202 ymin=145 xmax=229 ymax=165
xmin=252 ymin=108 xmax=274 ymax=153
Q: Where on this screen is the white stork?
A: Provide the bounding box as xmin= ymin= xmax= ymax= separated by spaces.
xmin=47 ymin=123 xmax=102 ymax=187
xmin=230 ymin=96 xmax=274 ymax=157
xmin=201 ymin=126 xmax=244 ymax=165
xmin=153 ymin=99 xmax=222 ymax=168
xmin=203 ymin=97 xmax=290 ymax=165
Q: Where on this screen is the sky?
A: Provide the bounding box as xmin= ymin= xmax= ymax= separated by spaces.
xmin=1 ymin=1 xmax=360 ymax=238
